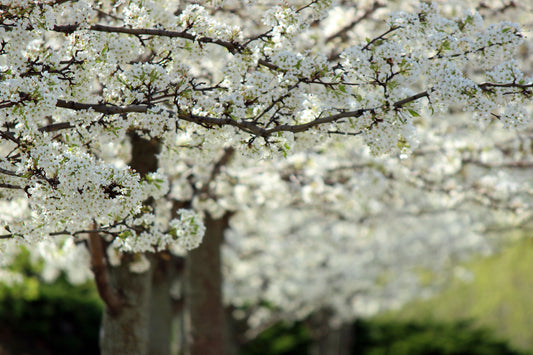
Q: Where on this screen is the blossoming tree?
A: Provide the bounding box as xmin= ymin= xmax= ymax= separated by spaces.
xmin=0 ymin=0 xmax=532 ymax=354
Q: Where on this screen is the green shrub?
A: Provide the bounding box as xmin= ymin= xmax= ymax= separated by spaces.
xmin=0 ymin=249 xmax=102 ymax=355
xmin=352 ymin=319 xmax=527 ymax=355
xmin=239 ymin=321 xmax=311 ymax=355
xmin=240 ymin=318 xmax=527 ymax=355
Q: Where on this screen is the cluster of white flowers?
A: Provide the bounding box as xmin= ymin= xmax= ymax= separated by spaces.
xmin=178 ymin=4 xmax=242 ymax=41
xmin=0 ymin=0 xmax=531 ymax=328
xmin=0 ymin=241 xmax=24 ymax=286
xmin=224 ymin=205 xmax=494 ymax=325
xmin=35 ymin=238 xmax=92 ymax=284
xmin=168 ymin=209 xmax=206 ymax=251
xmin=109 ymin=207 xmax=205 ymax=254
xmin=44 ymin=0 xmax=95 ymax=29
xmin=23 ymin=143 xmax=144 ymax=231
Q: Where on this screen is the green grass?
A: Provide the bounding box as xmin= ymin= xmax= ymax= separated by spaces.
xmin=380 ymin=236 xmax=533 ymax=352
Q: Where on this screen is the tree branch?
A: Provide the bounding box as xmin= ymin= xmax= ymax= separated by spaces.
xmin=56 ymin=100 xmax=148 ymax=114
xmin=87 ymin=228 xmax=124 ymax=316
xmin=53 ymin=24 xmax=241 ymax=54
xmin=462 ymin=158 xmax=533 ymax=169
xmin=198 ymin=147 xmax=235 ymax=197
xmin=479 ymin=82 xmax=533 ymax=90
xmin=45 ymin=83 xmax=527 ymax=139
xmin=38 ymin=122 xmax=73 ymax=132
xmin=0 ymin=183 xmax=23 ymax=189
xmin=49 ymin=89 xmax=426 ymax=137
xmin=326 ymin=1 xmax=385 ymax=43
xmin=0 ymin=167 xmax=22 ymax=177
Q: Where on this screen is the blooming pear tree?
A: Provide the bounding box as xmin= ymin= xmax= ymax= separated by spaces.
xmin=1 ymin=0 xmax=532 ymax=354
xmin=223 ymin=120 xmax=533 ymax=336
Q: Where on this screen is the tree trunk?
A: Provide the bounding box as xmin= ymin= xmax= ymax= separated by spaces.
xmin=309 ymin=310 xmax=354 ymax=355
xmin=185 ymin=212 xmax=230 ymax=355
xmin=310 ymin=324 xmax=354 ymax=355
xmin=148 ymin=253 xmax=183 ymax=355
xmin=99 ymin=132 xmax=161 ymax=355
xmin=100 ymin=255 xmax=154 ymax=355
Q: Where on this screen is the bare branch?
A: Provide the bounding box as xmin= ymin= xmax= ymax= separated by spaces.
xmin=362 ymin=25 xmax=401 ymax=51
xmin=88 ymin=228 xmax=124 ymax=316
xmin=0 ymin=183 xmax=23 ymax=189
xmin=56 ymin=100 xmax=148 ymax=114
xmin=49 ymin=89 xmax=428 ymax=138
xmin=462 ymin=159 xmax=533 ymax=169
xmin=39 ymin=122 xmax=73 ymax=132
xmin=198 ymin=147 xmax=235 ymax=197
xmin=326 ymin=2 xmax=385 ymax=43
xmin=0 ymin=167 xmax=22 ymax=177
xmin=52 ymin=24 xmax=242 ymax=54
xmin=45 ymin=83 xmax=527 ymax=139
xmin=479 ymin=82 xmax=533 ymax=90
xmin=0 ymin=130 xmax=19 ymax=144
xmin=393 ymin=90 xmax=430 ymax=107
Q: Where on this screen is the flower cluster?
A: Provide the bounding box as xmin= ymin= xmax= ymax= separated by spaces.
xmin=169 ymin=209 xmax=206 ymax=251
xmin=0 ymin=0 xmax=531 ymax=326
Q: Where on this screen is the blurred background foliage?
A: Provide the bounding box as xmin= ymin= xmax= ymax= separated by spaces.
xmin=379 ymin=234 xmax=533 ymax=352
xmin=0 ymin=236 xmax=532 ymax=354
xmin=0 ymin=248 xmax=102 ymax=355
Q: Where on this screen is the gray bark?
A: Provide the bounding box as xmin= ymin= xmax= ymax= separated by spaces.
xmin=99 ymin=133 xmax=161 ymax=355
xmin=100 ymin=255 xmax=154 ymax=355
xmin=310 ymin=324 xmax=354 ymax=355
xmin=309 ymin=310 xmax=354 ymax=355
xmin=148 ymin=253 xmax=183 ymax=355
xmin=185 ymin=213 xmax=230 ymax=355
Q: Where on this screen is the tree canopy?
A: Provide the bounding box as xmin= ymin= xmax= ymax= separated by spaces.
xmin=0 ymin=0 xmax=532 ymax=354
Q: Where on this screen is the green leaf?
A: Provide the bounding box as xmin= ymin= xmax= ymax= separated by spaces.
xmin=338 ymin=84 xmax=347 ymax=93
xmin=118 ymin=230 xmax=133 ymax=240
xmin=407 ymin=109 xmax=420 ymax=117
